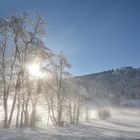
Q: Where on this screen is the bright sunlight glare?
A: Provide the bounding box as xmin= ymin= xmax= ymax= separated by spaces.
xmin=28 ymin=63 xmax=42 ymax=79
xmin=27 ymin=61 xmax=52 ymax=79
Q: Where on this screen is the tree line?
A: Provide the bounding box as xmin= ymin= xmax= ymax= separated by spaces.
xmin=0 ymin=13 xmax=89 ymax=128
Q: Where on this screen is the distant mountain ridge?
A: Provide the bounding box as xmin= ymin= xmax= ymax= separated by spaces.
xmin=75 ymin=66 xmax=140 ymax=106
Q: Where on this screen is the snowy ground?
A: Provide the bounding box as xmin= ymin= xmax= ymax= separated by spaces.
xmin=0 ymin=108 xmax=140 ymax=140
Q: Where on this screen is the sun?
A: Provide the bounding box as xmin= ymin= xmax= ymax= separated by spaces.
xmin=28 ymin=63 xmax=41 ymax=79
xmin=27 ymin=62 xmax=51 ymax=79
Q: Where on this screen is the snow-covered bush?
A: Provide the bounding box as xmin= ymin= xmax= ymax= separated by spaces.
xmin=98 ymin=108 xmax=111 ymax=120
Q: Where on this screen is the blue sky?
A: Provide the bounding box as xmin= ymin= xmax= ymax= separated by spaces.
xmin=0 ymin=0 xmax=140 ymax=76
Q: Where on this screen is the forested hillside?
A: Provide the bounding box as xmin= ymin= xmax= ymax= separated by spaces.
xmin=76 ymin=67 xmax=140 ymax=106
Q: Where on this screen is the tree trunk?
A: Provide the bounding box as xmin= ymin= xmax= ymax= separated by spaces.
xmin=16 ymin=91 xmax=21 ymax=128
xmin=7 ymin=89 xmax=18 ymax=128
xmin=3 ymin=98 xmax=8 ymax=128
xmin=29 ymin=100 xmax=37 ymax=128
xmin=76 ymin=103 xmax=80 ymax=123
xmin=20 ymin=96 xmax=25 ymax=128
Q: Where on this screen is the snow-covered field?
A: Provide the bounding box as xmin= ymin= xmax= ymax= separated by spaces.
xmin=0 ymin=108 xmax=140 ymax=140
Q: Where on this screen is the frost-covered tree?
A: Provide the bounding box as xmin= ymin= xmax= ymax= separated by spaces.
xmin=0 ymin=13 xmax=52 ymax=128
xmin=44 ymin=52 xmax=71 ymax=126
xmin=0 ymin=12 xmax=88 ymax=128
